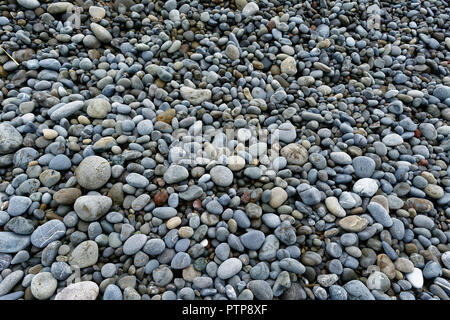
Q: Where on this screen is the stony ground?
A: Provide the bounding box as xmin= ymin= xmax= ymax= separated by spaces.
xmin=0 ymin=0 xmax=449 ymax=300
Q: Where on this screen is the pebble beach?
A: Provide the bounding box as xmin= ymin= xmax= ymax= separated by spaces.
xmin=0 ymin=0 xmax=449 ymax=301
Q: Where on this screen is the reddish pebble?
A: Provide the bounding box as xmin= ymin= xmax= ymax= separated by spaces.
xmin=418 ymin=159 xmax=428 ymax=166
xmin=154 ymin=189 xmax=168 ymax=206
xmin=414 ymin=129 xmax=421 ymax=138
xmin=193 ymin=199 xmax=202 ymax=211
xmin=240 ymin=191 xmax=251 ymax=205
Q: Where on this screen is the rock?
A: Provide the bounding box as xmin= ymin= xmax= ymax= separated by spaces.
xmin=75 ymin=156 xmax=111 ymax=190
xmin=210 ymin=165 xmax=233 ymax=187
xmin=280 ymin=57 xmax=297 ymax=76
xmin=269 ymin=187 xmax=287 ymax=208
xmin=217 ymin=258 xmax=242 ymax=279
xmin=180 ymin=86 xmax=212 ymax=105
xmin=353 ymin=178 xmax=379 ymax=197
xmin=54 ymin=281 xmax=99 ymax=300
xmin=280 ymin=143 xmax=308 ymax=165
xmin=242 ymin=2 xmax=259 ymax=16
xmin=225 ymin=45 xmax=240 ymax=60
xmin=50 ymin=101 xmax=84 ymax=121
xmin=90 ymin=23 xmax=112 ymax=43
xmin=0 ymin=270 xmax=24 ymax=296
xmin=103 ymin=284 xmax=123 ymax=300
xmin=325 ymin=197 xmax=346 ymax=217
xmin=123 ymin=234 xmax=147 ymax=255
xmin=247 ymin=280 xmax=273 ymax=300
xmin=240 ymin=230 xmax=265 ymax=250
xmin=17 ymin=0 xmax=40 ymax=9
xmin=171 ymin=252 xmax=191 ymax=269
xmin=382 ymin=133 xmax=404 ymax=146
xmin=89 ymin=6 xmax=106 ymax=21
xmin=164 ymin=165 xmax=189 ymax=184
xmin=280 ymin=258 xmax=306 ymax=274
xmin=338 ymin=216 xmax=368 ymax=232
xmin=53 ymin=188 xmax=82 ymax=205
xmin=0 ymin=123 xmax=23 ymax=154
xmin=0 ymin=232 xmax=31 ymax=253
xmin=7 ymin=196 xmax=32 ymax=216
xmin=86 ymin=98 xmax=111 ymax=119
xmin=30 ymin=220 xmax=66 ymax=248
xmin=69 ymin=240 xmax=98 ymax=268
xmin=74 ymin=195 xmax=112 ymax=222
xmin=367 ymin=201 xmax=392 ymax=227
xmin=352 ymin=156 xmax=376 ymax=178
xmin=406 ymin=268 xmax=424 ymax=289
xmin=367 ymin=271 xmax=390 ymax=292
xmin=343 ymin=280 xmax=375 ymax=300
xmin=30 ymin=272 xmax=57 ymax=300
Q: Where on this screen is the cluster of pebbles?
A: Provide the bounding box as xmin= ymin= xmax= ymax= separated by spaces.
xmin=0 ymin=0 xmax=449 ymax=301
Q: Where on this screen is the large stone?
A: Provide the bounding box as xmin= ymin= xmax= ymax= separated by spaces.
xmin=30 ymin=220 xmax=66 ymax=248
xmin=210 ymin=165 xmax=233 ymax=187
xmin=338 ymin=216 xmax=368 ymax=232
xmin=53 ymin=188 xmax=82 ymax=205
xmin=217 ymin=258 xmax=242 ymax=279
xmin=86 ymin=98 xmax=111 ymax=119
xmin=0 ymin=232 xmax=31 ymax=253
xmin=74 ymin=195 xmax=112 ymax=222
xmin=269 ymin=187 xmax=288 ymax=208
xmin=180 ymin=86 xmax=212 ymax=105
xmin=280 ymin=143 xmax=308 ymax=165
xmin=90 ymin=22 xmax=112 ymax=43
xmin=163 ymin=165 xmax=189 ymax=184
xmin=69 ymin=240 xmax=99 ymax=268
xmin=54 ymin=281 xmax=99 ymax=300
xmin=75 ymin=156 xmax=111 ymax=190
xmin=0 ymin=123 xmax=23 ymax=154
xmin=280 ymin=57 xmax=297 ymax=76
xmin=31 ymin=272 xmax=57 ymax=300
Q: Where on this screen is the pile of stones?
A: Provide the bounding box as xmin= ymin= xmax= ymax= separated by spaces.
xmin=0 ymin=0 xmax=449 ymax=300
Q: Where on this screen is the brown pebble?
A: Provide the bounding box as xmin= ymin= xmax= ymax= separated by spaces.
xmin=154 ymin=189 xmax=169 ymax=206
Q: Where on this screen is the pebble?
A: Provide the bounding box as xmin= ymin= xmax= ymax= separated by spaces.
xmin=30 ymin=272 xmax=57 ymax=300
xmin=54 ymin=281 xmax=99 ymax=300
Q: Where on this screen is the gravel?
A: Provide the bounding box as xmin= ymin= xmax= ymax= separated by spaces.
xmin=0 ymin=0 xmax=448 ymax=302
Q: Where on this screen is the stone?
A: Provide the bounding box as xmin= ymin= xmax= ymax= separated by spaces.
xmin=280 ymin=143 xmax=308 ymax=165
xmin=325 ymin=197 xmax=346 ymax=217
xmin=75 ymin=156 xmax=111 ymax=190
xmin=180 ymin=86 xmax=212 ymax=105
xmin=55 ymin=281 xmax=99 ymax=300
xmin=69 ymin=240 xmax=99 ymax=268
xmin=343 ymin=280 xmax=375 ymax=300
xmin=210 ymin=165 xmax=233 ymax=187
xmin=53 ymin=188 xmax=82 ymax=205
xmin=123 ymin=234 xmax=147 ymax=255
xmin=0 ymin=232 xmax=31 ymax=253
xmin=0 ymin=123 xmax=23 ymax=154
xmin=280 ymin=57 xmax=297 ymax=76
xmin=240 ymin=230 xmax=265 ymax=250
xmin=7 ymin=196 xmax=32 ymax=216
xmin=90 ymin=22 xmax=112 ymax=43
xmin=217 ymin=258 xmax=242 ymax=279
xmin=30 ymin=220 xmax=66 ymax=248
xmin=87 ymin=98 xmax=111 ymax=119
xmin=338 ymin=216 xmax=368 ymax=232
xmin=353 ymin=178 xmax=379 ymax=197
xmin=30 ymin=272 xmax=57 ymax=300
xmin=164 ymin=165 xmax=189 ymax=184
xmin=269 ymin=187 xmax=288 ymax=208
xmin=74 ymin=196 xmax=112 ymax=222
xmin=247 ymin=280 xmax=273 ymax=300
xmin=0 ymin=270 xmax=24 ymax=296
xmin=406 ymin=268 xmax=424 ymax=289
